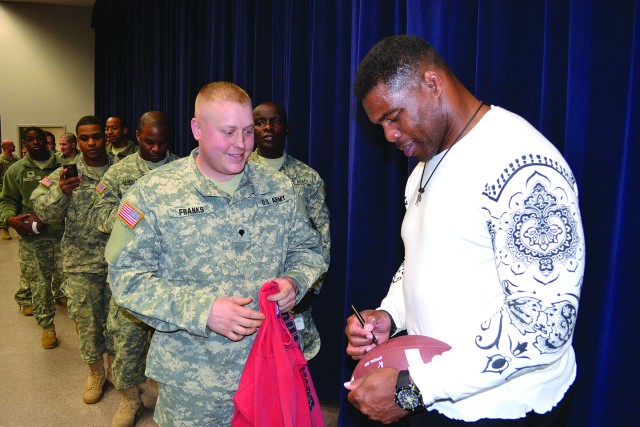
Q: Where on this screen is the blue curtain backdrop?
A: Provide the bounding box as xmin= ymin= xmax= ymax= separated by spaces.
xmin=93 ymin=1 xmax=639 ymax=425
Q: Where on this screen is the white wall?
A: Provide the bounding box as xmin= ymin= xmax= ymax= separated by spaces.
xmin=0 ymin=2 xmax=94 ymax=150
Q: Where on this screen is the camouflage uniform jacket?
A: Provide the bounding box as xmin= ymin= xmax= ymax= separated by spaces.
xmin=56 ymin=151 xmax=78 ymax=165
xmin=248 ymin=151 xmax=330 ymax=359
xmin=106 ymin=139 xmax=139 ymax=162
xmin=31 ymin=153 xmax=115 ymax=274
xmin=93 ymin=152 xmax=180 ymax=234
xmin=0 ymin=153 xmax=19 ymax=193
xmin=248 ymin=151 xmax=331 ymax=282
xmin=105 ymin=148 xmax=326 ymax=393
xmin=0 ymin=152 xmax=63 ymax=237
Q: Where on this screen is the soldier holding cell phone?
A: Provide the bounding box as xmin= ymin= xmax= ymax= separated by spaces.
xmin=32 ymin=116 xmax=117 ymax=407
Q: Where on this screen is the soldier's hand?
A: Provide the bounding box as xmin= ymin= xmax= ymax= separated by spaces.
xmin=207 ymin=297 xmax=265 ymax=341
xmin=59 ymin=169 xmax=81 ymax=196
xmin=7 ymin=213 xmax=37 ymax=237
xmin=267 ymin=277 xmax=298 ymax=312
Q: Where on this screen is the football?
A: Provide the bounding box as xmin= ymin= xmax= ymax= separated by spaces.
xmin=351 ymin=335 xmax=451 ymax=380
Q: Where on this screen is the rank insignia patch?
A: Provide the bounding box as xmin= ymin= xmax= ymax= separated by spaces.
xmin=118 ymin=201 xmax=144 ymax=229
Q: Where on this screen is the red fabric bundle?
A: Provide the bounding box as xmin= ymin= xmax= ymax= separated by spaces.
xmin=232 ymin=281 xmax=325 ymax=427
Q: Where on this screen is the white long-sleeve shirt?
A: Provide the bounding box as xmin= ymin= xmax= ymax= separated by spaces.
xmin=379 ymin=106 xmax=585 ymax=421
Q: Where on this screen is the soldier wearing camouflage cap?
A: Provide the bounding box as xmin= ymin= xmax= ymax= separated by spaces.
xmin=106 ymin=82 xmax=327 ymax=425
xmin=249 ymin=101 xmax=331 ymax=361
xmin=32 ymin=116 xmax=116 ymax=405
xmin=93 ymin=111 xmax=180 ymax=427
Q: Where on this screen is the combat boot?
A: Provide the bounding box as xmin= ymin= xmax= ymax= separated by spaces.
xmin=111 ymin=385 xmax=144 ymax=427
xmin=41 ymin=324 xmax=57 ymax=349
xmin=21 ymin=305 xmax=33 ymax=316
xmin=83 ymin=360 xmax=106 ymax=404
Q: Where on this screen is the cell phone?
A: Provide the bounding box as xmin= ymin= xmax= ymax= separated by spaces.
xmin=64 ymin=164 xmax=78 ymax=178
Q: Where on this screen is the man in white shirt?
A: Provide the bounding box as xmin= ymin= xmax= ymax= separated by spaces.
xmin=344 ymin=35 xmax=585 ymax=426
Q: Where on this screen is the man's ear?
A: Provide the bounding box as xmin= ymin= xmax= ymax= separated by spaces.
xmin=422 ymin=70 xmax=443 ymax=96
xmin=190 ymin=118 xmax=201 ymax=141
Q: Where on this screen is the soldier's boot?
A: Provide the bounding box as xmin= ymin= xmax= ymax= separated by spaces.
xmin=83 ymin=360 xmax=106 ymax=404
xmin=41 ymin=324 xmax=57 ymax=349
xmin=21 ymin=305 xmax=33 ymax=316
xmin=111 ymin=385 xmax=144 ymax=427
xmin=1 ymin=228 xmax=11 ymax=240
xmin=106 ymin=353 xmax=115 ymax=385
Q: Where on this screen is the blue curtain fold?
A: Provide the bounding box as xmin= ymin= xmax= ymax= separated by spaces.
xmin=93 ymin=1 xmax=640 ymax=425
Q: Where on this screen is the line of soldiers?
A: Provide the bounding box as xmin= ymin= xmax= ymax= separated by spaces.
xmin=0 ymin=97 xmax=331 ymax=426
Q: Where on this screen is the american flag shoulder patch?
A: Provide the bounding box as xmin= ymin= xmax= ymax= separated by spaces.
xmin=118 ymin=201 xmax=144 ymax=229
xmin=39 ymin=176 xmax=53 ymax=188
xmin=96 ymin=181 xmax=107 ymax=194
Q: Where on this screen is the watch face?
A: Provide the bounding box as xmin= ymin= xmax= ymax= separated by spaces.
xmin=397 ymin=387 xmax=422 ymax=411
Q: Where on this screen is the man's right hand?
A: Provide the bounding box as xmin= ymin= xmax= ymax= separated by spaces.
xmin=345 ymin=309 xmax=393 ymax=359
xmin=8 ymin=213 xmax=38 ymax=237
xmin=207 ymin=297 xmax=265 ymax=341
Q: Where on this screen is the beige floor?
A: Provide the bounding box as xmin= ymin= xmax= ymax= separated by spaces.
xmin=0 ymin=229 xmax=339 ymax=426
xmin=0 ymin=229 xmax=159 ymax=426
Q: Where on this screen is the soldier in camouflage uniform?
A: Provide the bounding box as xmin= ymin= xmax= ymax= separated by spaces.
xmin=51 ymin=132 xmax=78 ymax=301
xmin=249 ymin=101 xmax=331 ymax=360
xmin=106 ymin=82 xmax=327 ymax=426
xmin=105 ymin=116 xmax=139 ymax=162
xmin=44 ymin=131 xmax=56 ymax=153
xmin=1 ymin=139 xmax=19 ymax=240
xmin=0 ymin=129 xmax=63 ymax=347
xmin=32 ymin=116 xmax=115 ymax=405
xmin=93 ymin=111 xmax=180 ymax=427
xmin=56 ymin=132 xmax=79 ymax=165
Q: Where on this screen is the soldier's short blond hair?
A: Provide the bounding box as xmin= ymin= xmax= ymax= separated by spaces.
xmin=194 ymin=81 xmax=251 ymax=118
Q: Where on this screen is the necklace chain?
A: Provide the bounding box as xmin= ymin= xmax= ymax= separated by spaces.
xmin=415 ymin=101 xmax=484 ymax=207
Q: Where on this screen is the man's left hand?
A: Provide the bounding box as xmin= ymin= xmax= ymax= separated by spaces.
xmin=344 ymin=367 xmax=409 ymax=424
xmin=267 ymin=277 xmax=298 ymax=312
xmin=59 ymin=169 xmax=81 ymax=196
